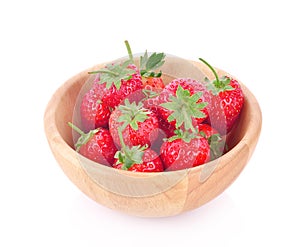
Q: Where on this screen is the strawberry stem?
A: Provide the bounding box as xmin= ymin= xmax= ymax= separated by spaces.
xmin=68 ymin=122 xmax=99 ymax=152
xmin=115 ymin=126 xmax=146 ymax=170
xmin=140 ymin=50 xmax=165 ymax=78
xmin=118 ymin=126 xmax=127 ymax=148
xmin=199 ymin=58 xmax=220 ymax=84
xmin=182 ymin=109 xmax=197 ymax=133
xmin=124 ymin=40 xmax=134 ymax=63
xmin=68 ymin=122 xmax=85 ymax=136
xmin=88 ymin=69 xmax=119 ymax=76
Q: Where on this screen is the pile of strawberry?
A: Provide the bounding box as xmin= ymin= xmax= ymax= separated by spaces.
xmin=69 ymin=41 xmax=244 ymax=172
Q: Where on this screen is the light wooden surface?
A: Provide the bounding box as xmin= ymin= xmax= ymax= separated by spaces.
xmin=44 ymin=58 xmax=262 ymax=217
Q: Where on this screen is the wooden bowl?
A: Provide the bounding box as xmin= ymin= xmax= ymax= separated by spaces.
xmin=44 ymin=58 xmax=262 ymax=217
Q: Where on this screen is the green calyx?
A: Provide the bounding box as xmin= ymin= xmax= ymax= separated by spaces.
xmin=115 ymin=127 xmax=147 ymax=170
xmin=88 ymin=41 xmax=137 ymax=90
xmin=117 ymin=98 xmax=150 ymax=131
xmin=160 ymin=85 xmax=207 ymax=132
xmin=115 ymin=98 xmax=149 ymax=168
xmin=199 ymin=58 xmax=234 ymax=95
xmin=68 ymin=122 xmax=99 ymax=152
xmin=88 ymin=60 xmax=135 ymax=90
xmin=208 ymin=133 xmax=226 ymax=160
xmin=140 ymin=50 xmax=165 ymax=78
xmin=114 ymin=145 xmax=147 ymax=170
xmin=142 ymin=89 xmax=160 ymax=99
xmin=167 ymin=129 xmax=200 ymax=143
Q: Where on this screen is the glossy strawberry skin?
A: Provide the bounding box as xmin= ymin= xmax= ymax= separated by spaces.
xmin=80 ymin=83 xmax=111 ymax=131
xmin=113 ymin=149 xmax=164 ymax=172
xmin=142 ymin=77 xmax=165 ymax=91
xmin=158 ymin=79 xmax=208 ymax=126
xmin=99 ymin=64 xmax=143 ymax=109
xmin=109 ymin=107 xmax=159 ymax=148
xmin=160 ymin=136 xmax=210 ymax=171
xmin=78 ymin=127 xmax=117 ymax=166
xmin=144 ymin=78 xmax=210 ymax=137
xmin=207 ymin=78 xmax=244 ymax=134
xmin=197 ymin=123 xmax=219 ymax=137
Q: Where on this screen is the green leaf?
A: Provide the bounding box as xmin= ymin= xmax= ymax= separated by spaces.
xmin=114 ymin=151 xmax=124 ymax=165
xmin=142 ymin=89 xmax=160 ymax=99
xmin=160 ymin=100 xmax=178 ymax=111
xmin=117 ymin=99 xmax=150 ymax=131
xmin=88 ymin=60 xmax=136 ymax=90
xmin=208 ymin=133 xmax=225 ymax=160
xmin=121 ymin=59 xmax=132 ymax=68
xmin=176 ymin=85 xmax=189 ymax=98
xmin=199 ymin=131 xmax=206 ymax=138
xmin=159 ymin=85 xmax=208 ymax=132
xmin=140 ymin=50 xmax=148 ymax=69
xmin=204 ymin=75 xmax=234 ymax=95
xmin=199 ymin=58 xmax=236 ymax=95
xmin=167 ymin=129 xmax=199 ymax=143
xmin=117 ymin=114 xmax=131 ymax=124
xmin=130 ymin=121 xmax=139 ymax=131
xmin=189 ymin=91 xmax=203 ymax=103
xmin=68 ymin=122 xmax=99 ymax=152
xmin=140 ymin=51 xmax=166 ymax=78
xmin=167 ymin=129 xmax=184 ymax=142
xmin=224 ymin=85 xmax=235 ymax=91
xmin=204 ymin=77 xmax=210 ymax=83
xmin=117 ymin=145 xmax=147 ymax=170
xmin=205 ymin=82 xmax=218 ymax=95
xmin=146 ymin=52 xmax=166 ymax=71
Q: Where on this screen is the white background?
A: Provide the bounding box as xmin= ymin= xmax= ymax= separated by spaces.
xmin=1 ymin=0 xmax=299 ymax=246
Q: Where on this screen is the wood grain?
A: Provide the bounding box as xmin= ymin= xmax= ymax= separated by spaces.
xmin=44 ymin=58 xmax=262 ymax=217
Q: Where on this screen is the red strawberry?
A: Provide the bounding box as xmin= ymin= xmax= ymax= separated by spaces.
xmin=197 ymin=123 xmax=219 ymax=136
xmin=113 ymin=148 xmax=163 ymax=172
xmin=144 ymin=80 xmax=210 ymax=137
xmin=109 ymin=99 xmax=159 ymax=148
xmin=88 ymin=41 xmax=143 ymax=109
xmin=160 ymin=130 xmax=210 ymax=171
xmin=80 ymin=82 xmax=111 ymax=131
xmin=158 ymin=80 xmax=210 ymax=134
xmin=113 ymin=122 xmax=163 ymax=172
xmin=68 ymin=122 xmax=117 ymax=166
xmin=197 ymin=123 xmax=226 ymax=160
xmin=139 ymin=50 xmax=165 ymax=91
xmin=143 ymin=94 xmax=176 ymax=137
xmin=199 ymin=58 xmax=244 ymax=134
xmin=142 ymin=77 xmax=165 ymax=91
xmin=88 ymin=62 xmax=143 ymax=109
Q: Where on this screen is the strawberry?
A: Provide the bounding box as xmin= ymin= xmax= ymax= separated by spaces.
xmin=197 ymin=123 xmax=219 ymax=136
xmin=109 ymin=99 xmax=159 ymax=148
xmin=113 ymin=148 xmax=163 ymax=172
xmin=139 ymin=50 xmax=165 ymax=91
xmin=113 ymin=125 xmax=163 ymax=172
xmin=199 ymin=58 xmax=244 ymax=134
xmin=80 ymin=82 xmax=111 ymax=130
xmin=68 ymin=122 xmax=117 ymax=166
xmin=160 ymin=130 xmax=210 ymax=171
xmin=142 ymin=77 xmax=165 ymax=91
xmin=159 ymin=81 xmax=209 ymax=133
xmin=88 ymin=62 xmax=143 ymax=109
xmin=144 ymin=79 xmax=210 ymax=137
xmin=88 ymin=41 xmax=143 ymax=109
xmin=197 ymin=123 xmax=226 ymax=161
